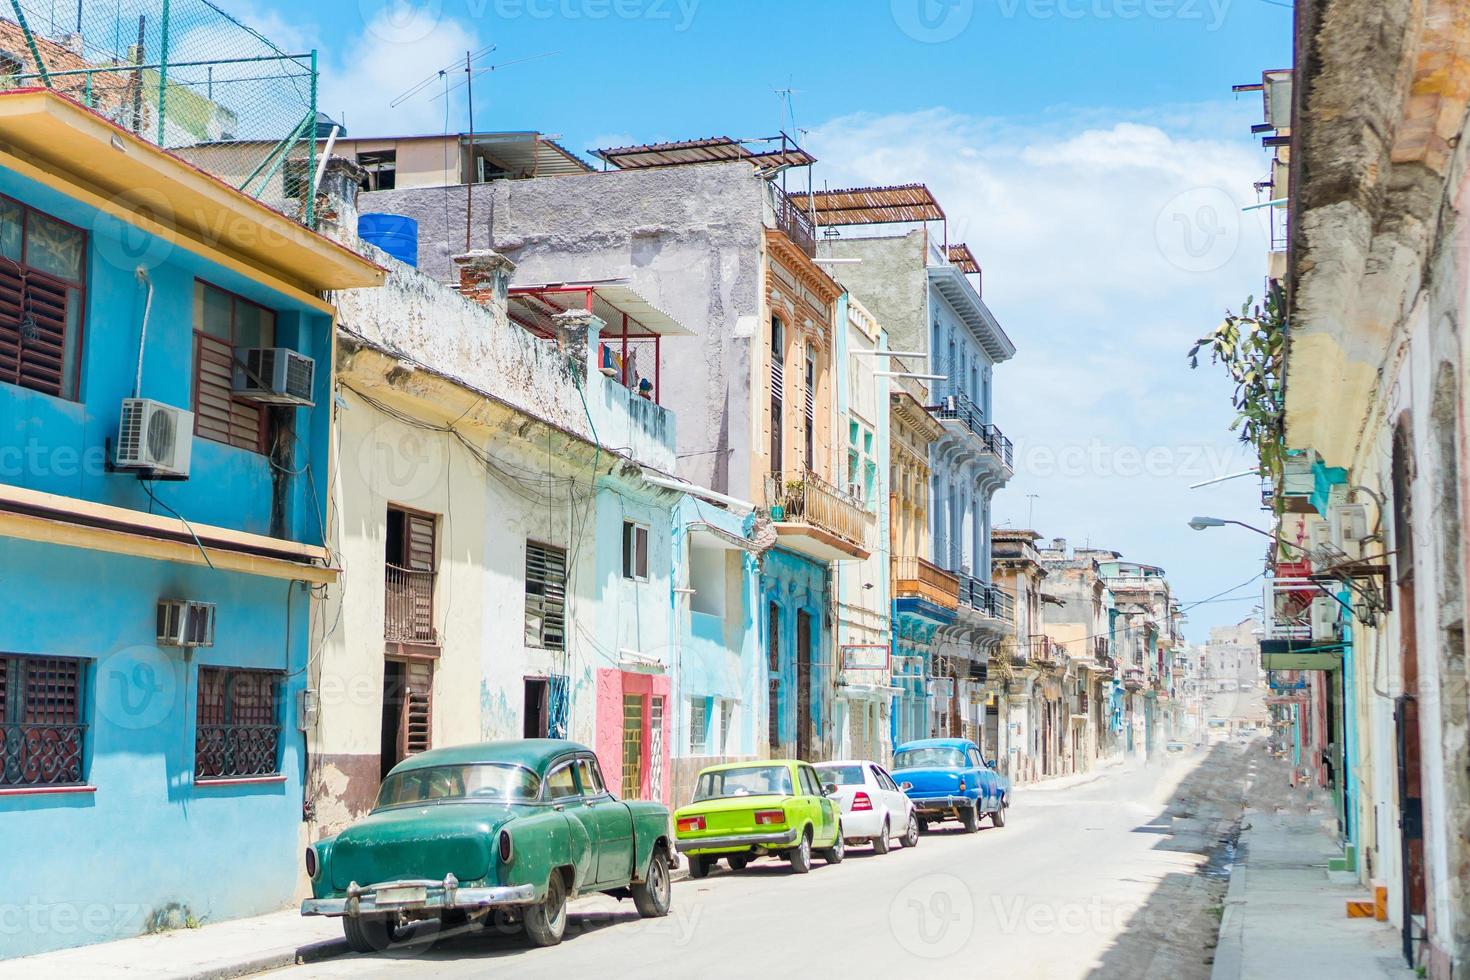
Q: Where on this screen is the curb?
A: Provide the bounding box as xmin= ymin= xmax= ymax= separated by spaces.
xmin=1209 ymin=833 xmax=1249 ymax=980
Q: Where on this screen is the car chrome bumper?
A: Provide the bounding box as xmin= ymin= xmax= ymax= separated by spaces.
xmin=675 ymin=830 xmax=794 ymax=853
xmin=301 ymin=875 xmax=537 ymax=918
xmin=910 ymin=795 xmax=973 ymax=813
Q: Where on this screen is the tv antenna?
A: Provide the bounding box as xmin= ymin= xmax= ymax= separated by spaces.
xmin=388 ymin=46 xmax=558 ymax=250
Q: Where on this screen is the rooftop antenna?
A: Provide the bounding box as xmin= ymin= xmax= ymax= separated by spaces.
xmin=387 ymin=46 xmax=558 ymax=250
xmin=1027 ymin=494 xmax=1038 ymax=530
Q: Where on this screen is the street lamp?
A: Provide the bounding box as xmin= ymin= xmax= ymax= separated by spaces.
xmin=1188 ymin=516 xmax=1268 ymax=535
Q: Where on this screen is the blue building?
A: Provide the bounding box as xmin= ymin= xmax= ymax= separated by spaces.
xmin=0 ymin=91 xmax=381 ymax=956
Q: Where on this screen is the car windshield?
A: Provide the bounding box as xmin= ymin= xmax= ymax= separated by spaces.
xmin=816 ymin=764 xmax=865 ymax=786
xmin=376 ymin=763 xmax=541 ymax=808
xmin=693 ymin=765 xmax=793 ymax=801
xmin=893 ymin=747 xmax=967 ymax=769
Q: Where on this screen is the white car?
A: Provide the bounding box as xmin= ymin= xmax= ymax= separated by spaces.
xmin=815 ymin=760 xmax=919 ymax=853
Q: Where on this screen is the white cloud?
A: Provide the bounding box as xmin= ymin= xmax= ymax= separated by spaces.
xmin=805 ymin=103 xmax=1273 ymax=637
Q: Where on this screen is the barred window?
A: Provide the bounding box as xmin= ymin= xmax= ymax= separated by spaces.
xmin=524 ymin=542 xmax=567 ymax=650
xmin=195 ymin=667 xmax=283 ymax=780
xmin=0 ymin=654 xmax=87 ymax=787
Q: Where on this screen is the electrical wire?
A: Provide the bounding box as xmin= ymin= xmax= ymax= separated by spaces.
xmin=140 ymin=479 xmax=215 ymax=570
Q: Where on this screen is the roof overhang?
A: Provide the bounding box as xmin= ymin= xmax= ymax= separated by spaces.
xmin=928 ymin=264 xmax=1015 ymax=362
xmin=593 ymin=136 xmax=815 ymax=172
xmin=771 ymin=525 xmax=870 ymax=562
xmin=0 ymin=89 xmax=384 ymax=293
xmin=787 ymin=184 xmax=944 ymax=226
xmin=509 ymin=280 xmax=694 ymax=337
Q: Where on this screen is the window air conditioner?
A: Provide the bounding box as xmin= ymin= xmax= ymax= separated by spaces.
xmin=157 ymin=599 xmax=216 ymax=647
xmin=234 ymin=348 xmax=315 ymax=406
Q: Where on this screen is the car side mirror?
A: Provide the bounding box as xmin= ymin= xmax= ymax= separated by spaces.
xmin=985 ymin=760 xmax=997 ymax=770
xmin=824 ymin=783 xmax=838 ymax=795
xmin=900 ymin=781 xmax=913 ymax=791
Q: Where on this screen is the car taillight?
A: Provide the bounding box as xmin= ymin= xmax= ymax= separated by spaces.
xmin=754 ymin=809 xmax=785 ymax=825
xmin=851 ymin=792 xmax=873 ymax=811
xmin=677 ymin=815 xmax=707 ymax=833
xmin=958 ymin=777 xmax=967 ymax=792
xmin=304 ymin=846 xmax=318 ymax=879
xmin=498 ymin=829 xmax=514 ymax=864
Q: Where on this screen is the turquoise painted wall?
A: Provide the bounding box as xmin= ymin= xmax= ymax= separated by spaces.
xmin=0 ymin=538 xmax=309 ymax=956
xmin=759 ymin=546 xmax=832 ymax=755
xmin=0 ymin=166 xmax=333 ymax=543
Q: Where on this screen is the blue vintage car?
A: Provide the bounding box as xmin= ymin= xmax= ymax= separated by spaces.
xmin=891 ymin=737 xmax=1010 ymax=833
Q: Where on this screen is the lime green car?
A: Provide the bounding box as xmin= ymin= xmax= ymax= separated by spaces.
xmin=673 ymin=760 xmax=844 ymax=876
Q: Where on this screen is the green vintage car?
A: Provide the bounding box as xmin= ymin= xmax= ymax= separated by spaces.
xmin=302 ymin=739 xmax=674 ymax=950
xmin=673 ymin=760 xmax=845 ymax=876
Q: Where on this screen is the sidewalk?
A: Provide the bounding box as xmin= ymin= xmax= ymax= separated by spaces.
xmin=1211 ymin=809 xmax=1414 ymax=980
xmin=4 ymin=866 xmax=693 ymax=980
xmin=1017 ymin=752 xmax=1137 ymax=794
xmin=1 ymin=908 xmax=343 ymax=980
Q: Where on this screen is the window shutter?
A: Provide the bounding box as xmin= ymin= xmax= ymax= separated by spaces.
xmin=525 ymin=542 xmax=568 ymax=650
xmin=194 ymin=334 xmax=264 ymax=451
xmin=406 ymin=514 xmax=436 ymax=571
xmin=0 ymin=267 xmax=70 ymax=398
xmin=398 ymin=661 xmax=432 ymax=758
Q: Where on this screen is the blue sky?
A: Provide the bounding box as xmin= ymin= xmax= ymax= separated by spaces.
xmin=233 ymin=0 xmax=1292 ymax=639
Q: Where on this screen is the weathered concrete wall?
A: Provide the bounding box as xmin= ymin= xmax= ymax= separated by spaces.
xmin=361 ymin=161 xmax=767 ymax=495
xmin=827 ymin=231 xmax=931 ymax=355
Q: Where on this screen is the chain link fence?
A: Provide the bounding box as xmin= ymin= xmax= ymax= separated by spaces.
xmin=0 ymin=0 xmax=319 ymax=224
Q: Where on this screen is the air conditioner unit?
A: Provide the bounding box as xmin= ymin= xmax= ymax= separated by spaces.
xmin=1310 ymin=597 xmax=1340 ymax=642
xmin=234 ymin=348 xmax=315 ymax=406
xmin=116 ymin=398 xmax=193 ymax=478
xmin=1330 ymin=503 xmax=1369 ymax=561
xmin=157 ymin=599 xmax=216 ymax=647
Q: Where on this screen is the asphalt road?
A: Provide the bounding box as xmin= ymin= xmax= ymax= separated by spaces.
xmin=269 ymin=742 xmax=1257 ymax=980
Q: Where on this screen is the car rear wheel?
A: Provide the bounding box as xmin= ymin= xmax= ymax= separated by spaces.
xmin=343 ymin=913 xmax=409 ymax=954
xmin=902 ymin=813 xmax=920 ymax=848
xmin=960 ymin=801 xmax=980 ymax=833
xmin=788 ymin=831 xmax=812 ymax=874
xmin=523 ymin=872 xmax=568 ymax=947
xmin=688 ymin=854 xmax=712 ymax=879
xmin=631 ymin=849 xmax=672 ymax=918
xmin=916 ymin=817 xmax=930 ymax=835
xmin=726 ymin=855 xmax=748 ymax=871
xmin=872 ymin=818 xmax=891 ymax=854
xmin=818 ymin=826 xmax=845 ymax=865
xmin=992 ymin=799 xmax=1007 ymax=827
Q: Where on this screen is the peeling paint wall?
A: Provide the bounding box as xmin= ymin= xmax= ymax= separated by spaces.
xmin=361 ymin=161 xmax=766 ymax=495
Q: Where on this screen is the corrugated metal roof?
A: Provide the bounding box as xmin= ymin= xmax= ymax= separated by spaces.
xmin=593 ymin=135 xmax=815 ymax=171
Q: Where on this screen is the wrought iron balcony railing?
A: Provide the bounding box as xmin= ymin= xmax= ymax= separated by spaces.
xmin=386 ymin=564 xmax=437 ymax=645
xmin=893 ymin=556 xmax=961 ymax=609
xmin=764 ymin=469 xmax=873 ymax=552
xmin=1029 ymin=635 xmax=1061 ymax=665
xmin=927 ymin=390 xmax=1013 ymax=468
xmin=772 ymin=186 xmax=817 ymax=258
xmin=1 ymin=723 xmax=85 ymax=787
xmin=954 ymin=572 xmax=1015 ymax=623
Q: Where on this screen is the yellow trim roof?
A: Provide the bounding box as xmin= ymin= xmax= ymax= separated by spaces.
xmin=0 ymin=89 xmax=383 ymax=293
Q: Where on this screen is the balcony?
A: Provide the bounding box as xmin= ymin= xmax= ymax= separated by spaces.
xmin=955 ymin=573 xmax=1014 ymax=623
xmin=771 ymin=186 xmax=817 ymax=258
xmin=1029 ymin=635 xmax=1061 ymax=666
xmin=385 ymin=564 xmax=437 ymax=646
xmin=1123 ymin=667 xmax=1146 ymax=691
xmin=928 ymin=390 xmax=1014 ymax=471
xmin=764 ymin=470 xmax=873 ymax=561
xmin=893 ymin=556 xmax=960 ymax=610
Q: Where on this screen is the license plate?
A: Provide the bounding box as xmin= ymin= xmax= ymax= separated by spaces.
xmin=374 ymin=885 xmax=428 ymax=907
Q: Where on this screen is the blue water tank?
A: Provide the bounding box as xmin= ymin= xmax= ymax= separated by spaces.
xmin=359 ymin=213 xmax=418 ymax=268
